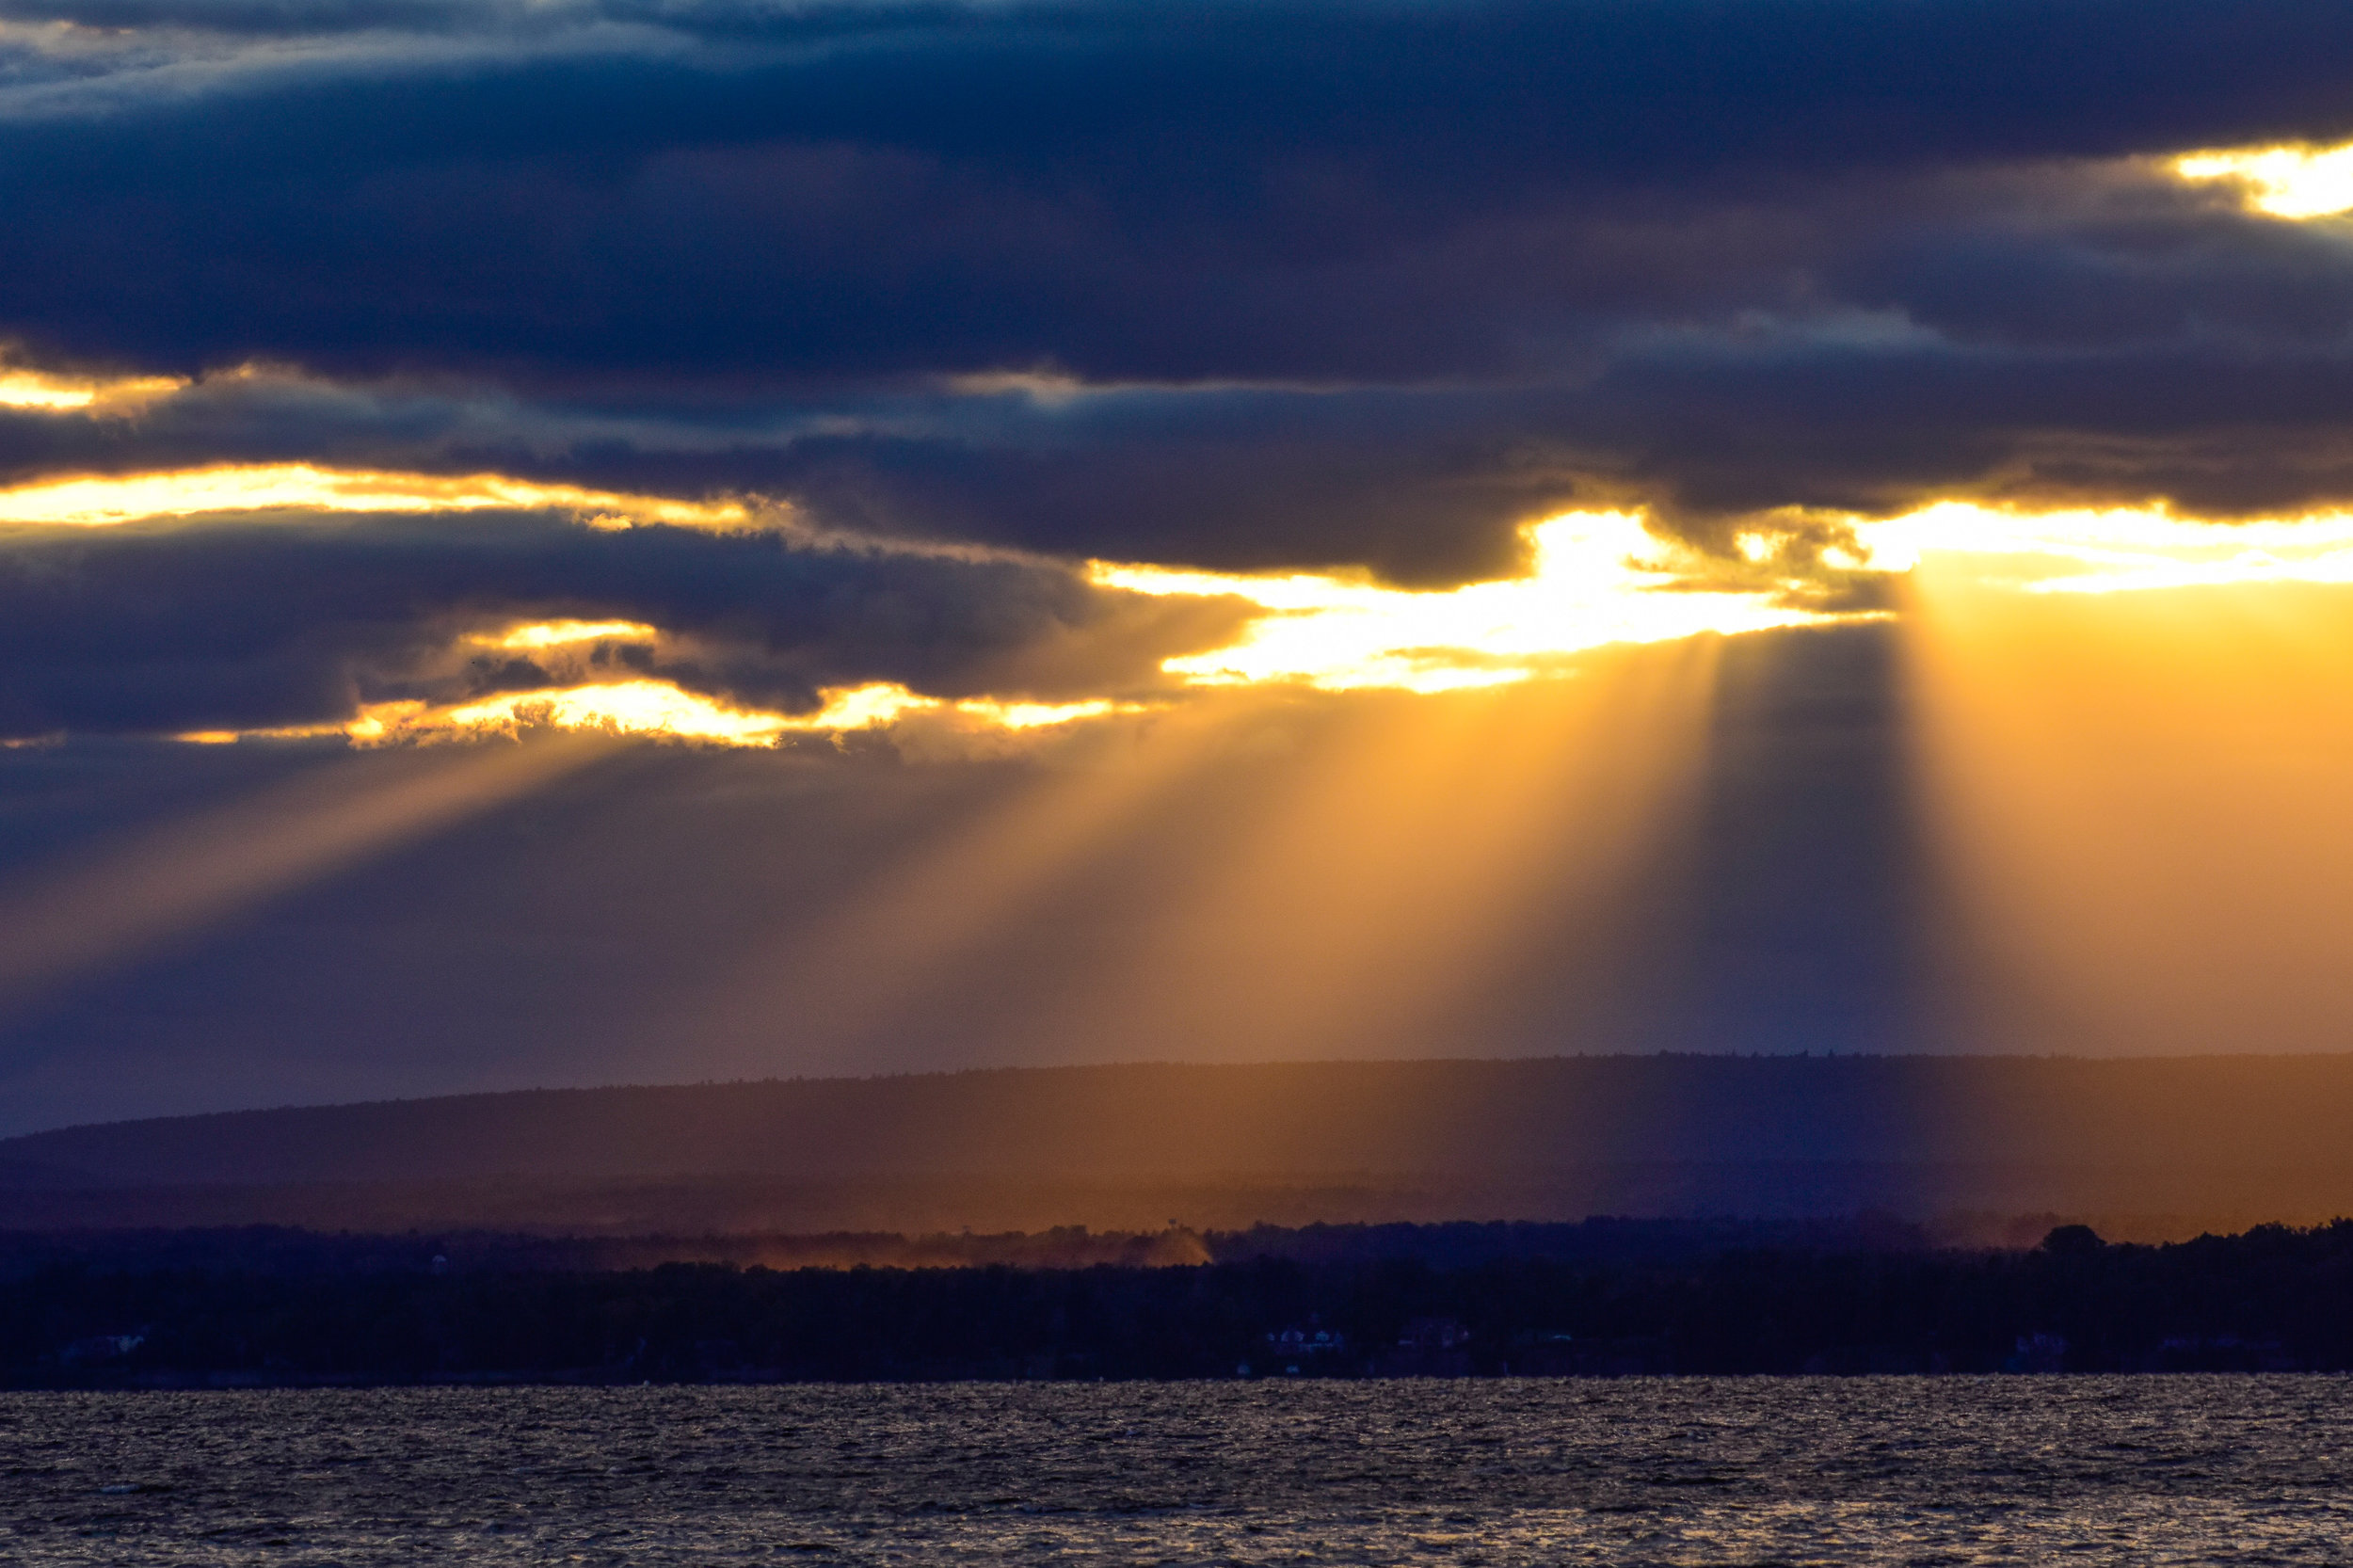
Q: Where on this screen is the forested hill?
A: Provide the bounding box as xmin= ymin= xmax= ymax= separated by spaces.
xmin=7 ymin=1054 xmax=2353 ymax=1203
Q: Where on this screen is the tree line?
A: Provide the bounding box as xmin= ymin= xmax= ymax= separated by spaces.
xmin=5 ymin=1221 xmax=2350 ymax=1384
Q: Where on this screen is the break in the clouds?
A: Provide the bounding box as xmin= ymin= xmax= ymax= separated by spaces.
xmin=5 ymin=0 xmax=2353 ymax=591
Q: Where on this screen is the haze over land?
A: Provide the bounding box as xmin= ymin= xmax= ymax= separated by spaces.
xmin=8 ymin=1057 xmax=2353 ymax=1240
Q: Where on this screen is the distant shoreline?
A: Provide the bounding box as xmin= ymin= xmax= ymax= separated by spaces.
xmin=8 ymin=1218 xmax=2348 ymax=1385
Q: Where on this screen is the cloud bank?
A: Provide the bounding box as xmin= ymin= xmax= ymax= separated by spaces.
xmin=0 ymin=0 xmax=2350 ymax=608
xmin=0 ymin=507 xmax=1250 ymax=739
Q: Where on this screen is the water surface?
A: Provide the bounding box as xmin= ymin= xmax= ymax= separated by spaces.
xmin=4 ymin=1378 xmax=2348 ymax=1564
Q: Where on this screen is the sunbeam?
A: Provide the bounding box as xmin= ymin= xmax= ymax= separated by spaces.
xmin=1021 ymin=641 xmax=1726 ymax=1070
xmin=1902 ymin=569 xmax=2353 ymax=1056
xmin=683 ymin=696 xmax=1258 ymax=1075
xmin=0 ymin=735 xmax=611 ymax=1020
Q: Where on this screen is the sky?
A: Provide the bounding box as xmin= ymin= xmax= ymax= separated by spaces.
xmin=6 ymin=0 xmax=2353 ymax=1133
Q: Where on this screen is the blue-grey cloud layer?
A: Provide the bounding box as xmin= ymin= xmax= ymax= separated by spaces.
xmin=0 ymin=512 xmax=1244 ymax=738
xmin=8 ymin=0 xmax=2353 ymax=590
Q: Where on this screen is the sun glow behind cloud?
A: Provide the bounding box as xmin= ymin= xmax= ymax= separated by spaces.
xmin=1092 ymin=512 xmax=1842 ymax=692
xmin=476 ymin=620 xmax=660 ymax=650
xmin=65 ymin=473 xmax=1870 ymax=747
xmin=0 ymin=464 xmax=752 ymax=530
xmin=311 ymin=680 xmax=1136 ymax=749
xmin=2176 ymin=140 xmax=2353 ymax=217
xmin=1854 ymin=503 xmax=2353 ymax=594
xmin=0 ymin=363 xmax=184 ymax=412
xmin=41 ymin=461 xmax=2353 ymax=751
xmin=1719 ymin=502 xmax=2353 ymax=600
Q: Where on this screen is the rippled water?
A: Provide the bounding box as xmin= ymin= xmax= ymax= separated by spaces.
xmin=4 ymin=1378 xmax=2351 ymax=1564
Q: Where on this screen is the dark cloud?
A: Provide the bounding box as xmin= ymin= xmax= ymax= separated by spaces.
xmin=7 ymin=0 xmax=2353 ymax=583
xmin=19 ymin=329 xmax=2353 ymax=587
xmin=7 ymin=24 xmax=2345 ymax=385
xmin=0 ymin=512 xmax=1249 ymax=738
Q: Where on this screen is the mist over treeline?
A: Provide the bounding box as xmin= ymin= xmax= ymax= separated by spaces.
xmin=8 ymin=1221 xmax=2353 ymax=1385
xmin=0 ymin=1218 xmax=1938 ymax=1281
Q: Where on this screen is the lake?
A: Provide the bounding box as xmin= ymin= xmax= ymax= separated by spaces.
xmin=5 ymin=1378 xmax=2350 ymax=1564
